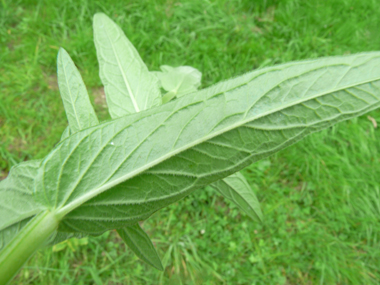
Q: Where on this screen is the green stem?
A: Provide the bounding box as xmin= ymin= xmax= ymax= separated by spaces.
xmin=0 ymin=211 xmax=59 ymax=285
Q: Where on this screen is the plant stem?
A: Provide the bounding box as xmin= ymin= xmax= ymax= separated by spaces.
xmin=0 ymin=211 xmax=59 ymax=285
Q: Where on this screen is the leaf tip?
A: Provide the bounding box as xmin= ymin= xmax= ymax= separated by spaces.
xmin=155 ymin=261 xmax=164 ymax=271
xmin=57 ymin=47 xmax=68 ymax=59
xmin=93 ymin=12 xmax=110 ymax=25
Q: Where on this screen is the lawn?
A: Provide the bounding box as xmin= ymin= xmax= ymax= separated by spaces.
xmin=1 ymin=0 xmax=380 ymax=284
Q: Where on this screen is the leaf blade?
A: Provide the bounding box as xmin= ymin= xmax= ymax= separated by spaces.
xmin=57 ymin=48 xmax=99 ymax=133
xmin=211 ymin=172 xmax=262 ymax=222
xmin=0 ymin=160 xmax=44 ymax=250
xmin=93 ymin=13 xmax=161 ymax=117
xmin=154 ymin=65 xmax=202 ymax=100
xmin=32 ymin=52 xmax=380 ymax=233
xmin=117 ymin=223 xmax=163 ymax=271
xmin=60 ymin=126 xmax=71 ymax=141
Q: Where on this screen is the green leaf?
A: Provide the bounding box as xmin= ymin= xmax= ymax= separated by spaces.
xmin=153 ymin=66 xmax=261 ymax=220
xmin=153 ymin=65 xmax=260 ymax=220
xmin=0 ymin=160 xmax=44 ymax=251
xmin=92 ymin=14 xmax=164 ymax=260
xmin=32 ymin=52 xmax=380 ymax=235
xmin=211 ymin=172 xmax=262 ymax=222
xmin=153 ymin=65 xmax=202 ymax=103
xmin=93 ymin=13 xmax=161 ymax=117
xmin=1 ymin=45 xmax=100 ymax=250
xmin=60 ymin=127 xmax=71 ymax=141
xmin=117 ymin=223 xmax=163 ymax=271
xmin=0 ymin=159 xmax=85 ymax=252
xmin=57 ymin=48 xmax=99 ymax=133
xmin=54 ymin=48 xmax=105 ymax=243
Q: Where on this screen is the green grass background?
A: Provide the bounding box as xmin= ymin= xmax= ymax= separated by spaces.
xmin=1 ymin=0 xmax=380 ymax=284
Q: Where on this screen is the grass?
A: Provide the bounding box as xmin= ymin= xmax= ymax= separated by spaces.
xmin=1 ymin=0 xmax=380 ymax=284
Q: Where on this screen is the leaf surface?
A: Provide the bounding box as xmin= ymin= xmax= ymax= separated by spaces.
xmin=60 ymin=127 xmax=71 ymax=141
xmin=117 ymin=224 xmax=163 ymax=271
xmin=53 ymin=48 xmax=104 ymax=243
xmin=152 ymin=64 xmax=260 ymax=218
xmin=57 ymin=48 xmax=99 ymax=133
xmin=153 ymin=65 xmax=202 ymax=103
xmin=32 ymin=52 xmax=380 ymax=234
xmin=0 ymin=160 xmax=44 ymax=250
xmin=93 ymin=13 xmax=161 ymax=117
xmin=211 ymin=172 xmax=262 ymax=222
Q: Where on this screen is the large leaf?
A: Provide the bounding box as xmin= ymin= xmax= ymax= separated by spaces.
xmin=31 ymin=52 xmax=380 ymax=234
xmin=93 ymin=13 xmax=161 ymax=117
xmin=211 ymin=172 xmax=262 ymax=222
xmin=117 ymin=224 xmax=163 ymax=271
xmin=57 ymin=48 xmax=99 ymax=133
xmin=0 ymin=160 xmax=44 ymax=250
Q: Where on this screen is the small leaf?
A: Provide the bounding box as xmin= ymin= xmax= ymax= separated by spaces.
xmin=117 ymin=224 xmax=163 ymax=271
xmin=93 ymin=13 xmax=161 ymax=117
xmin=154 ymin=65 xmax=202 ymax=102
xmin=57 ymin=48 xmax=99 ymax=133
xmin=52 ymin=237 xmax=88 ymax=252
xmin=211 ymin=172 xmax=263 ymax=222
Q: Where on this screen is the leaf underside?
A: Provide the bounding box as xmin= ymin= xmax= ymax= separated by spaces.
xmin=154 ymin=65 xmax=202 ymax=98
xmin=0 ymin=160 xmax=43 ymax=251
xmin=153 ymin=65 xmax=260 ymax=222
xmin=31 ymin=52 xmax=380 ymax=235
xmin=211 ymin=172 xmax=263 ymax=222
xmin=1 ymin=51 xmax=380 ymax=254
xmin=60 ymin=127 xmax=71 ymax=141
xmin=57 ymin=48 xmax=99 ymax=133
xmin=93 ymin=13 xmax=161 ymax=117
xmin=3 ymin=13 xmax=380 ymax=281
xmin=117 ymin=224 xmax=163 ymax=271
